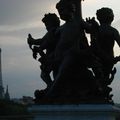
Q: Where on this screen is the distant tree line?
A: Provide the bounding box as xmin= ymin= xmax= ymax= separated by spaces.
xmin=0 ymin=100 xmax=33 ymax=120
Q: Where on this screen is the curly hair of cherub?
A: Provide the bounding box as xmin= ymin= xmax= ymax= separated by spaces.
xmin=42 ymin=13 xmax=60 ymax=27
xmin=96 ymin=7 xmax=114 ymax=24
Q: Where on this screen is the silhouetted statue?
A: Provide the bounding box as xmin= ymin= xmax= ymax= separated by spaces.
xmin=46 ymin=0 xmax=90 ymax=97
xmin=27 ymin=1 xmax=120 ymax=104
xmin=27 ymin=13 xmax=60 ymax=89
xmin=86 ymin=7 xmax=120 ymax=101
xmin=93 ymin=8 xmax=120 ymax=77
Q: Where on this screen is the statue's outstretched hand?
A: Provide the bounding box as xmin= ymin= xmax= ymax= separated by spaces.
xmin=27 ymin=34 xmax=34 ymax=45
xmin=86 ymin=17 xmax=97 ymax=25
xmin=27 ymin=33 xmax=34 ymax=49
xmin=86 ymin=17 xmax=99 ymax=32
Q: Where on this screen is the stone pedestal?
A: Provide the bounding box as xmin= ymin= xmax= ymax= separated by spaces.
xmin=28 ymin=104 xmax=120 ymax=120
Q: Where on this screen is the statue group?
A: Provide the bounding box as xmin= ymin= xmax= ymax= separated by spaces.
xmin=27 ymin=0 xmax=120 ymax=104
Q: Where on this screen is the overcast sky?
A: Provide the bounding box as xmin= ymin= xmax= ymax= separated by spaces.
xmin=1 ymin=0 xmax=120 ymax=103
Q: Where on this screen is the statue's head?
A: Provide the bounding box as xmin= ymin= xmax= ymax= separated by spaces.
xmin=96 ymin=7 xmax=114 ymax=25
xmin=56 ymin=0 xmax=76 ymax=21
xmin=42 ymin=13 xmax=60 ymax=31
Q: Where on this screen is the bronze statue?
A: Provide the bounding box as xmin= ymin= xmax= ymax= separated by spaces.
xmin=85 ymin=7 xmax=120 ymax=101
xmin=27 ymin=1 xmax=120 ymax=104
xmin=27 ymin=13 xmax=60 ymax=89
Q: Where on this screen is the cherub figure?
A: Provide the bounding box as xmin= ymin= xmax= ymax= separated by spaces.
xmin=46 ymin=0 xmax=98 ymax=99
xmin=86 ymin=8 xmax=120 ymax=100
xmin=27 ymin=13 xmax=60 ymax=89
xmin=91 ymin=8 xmax=120 ymax=78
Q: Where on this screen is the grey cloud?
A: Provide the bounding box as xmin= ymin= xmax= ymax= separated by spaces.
xmin=0 ymin=0 xmax=58 ymax=25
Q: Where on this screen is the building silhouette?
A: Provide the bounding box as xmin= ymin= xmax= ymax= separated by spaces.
xmin=5 ymin=85 xmax=10 ymax=100
xmin=0 ymin=48 xmax=4 ymax=99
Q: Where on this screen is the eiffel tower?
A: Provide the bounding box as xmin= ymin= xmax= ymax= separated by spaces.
xmin=0 ymin=48 xmax=4 ymax=99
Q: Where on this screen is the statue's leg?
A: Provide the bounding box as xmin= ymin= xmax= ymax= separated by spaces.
xmin=41 ymin=71 xmax=52 ymax=88
xmin=47 ymin=54 xmax=75 ymax=97
xmin=40 ymin=63 xmax=53 ymax=89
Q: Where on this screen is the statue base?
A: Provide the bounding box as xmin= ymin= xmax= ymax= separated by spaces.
xmin=28 ymin=104 xmax=120 ymax=120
